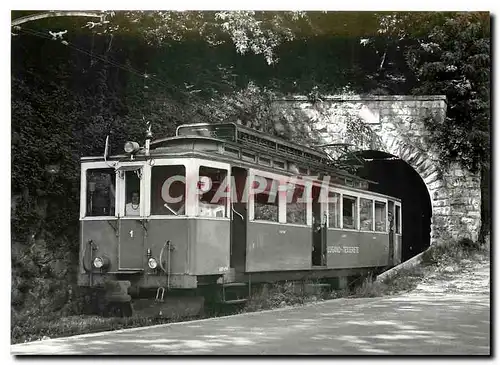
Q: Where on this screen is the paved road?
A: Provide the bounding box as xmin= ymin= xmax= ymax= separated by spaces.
xmin=11 ymin=257 xmax=490 ymax=355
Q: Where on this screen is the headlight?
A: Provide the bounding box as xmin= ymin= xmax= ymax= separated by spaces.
xmin=92 ymin=256 xmax=109 ymax=269
xmin=124 ymin=141 xmax=140 ymax=154
xmin=148 ymin=258 xmax=158 ymax=269
xmin=93 ymin=257 xmax=104 ymax=268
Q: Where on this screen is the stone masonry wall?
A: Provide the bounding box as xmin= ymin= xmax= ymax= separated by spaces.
xmin=274 ymin=95 xmax=481 ymax=244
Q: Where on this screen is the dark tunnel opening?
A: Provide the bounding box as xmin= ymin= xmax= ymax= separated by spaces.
xmin=352 ymin=150 xmax=432 ymax=261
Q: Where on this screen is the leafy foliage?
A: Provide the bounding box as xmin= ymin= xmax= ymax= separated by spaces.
xmin=75 ymin=10 xmax=308 ymax=65
xmin=372 ymin=12 xmax=490 ymax=173
xmin=409 ymin=14 xmax=490 ymax=173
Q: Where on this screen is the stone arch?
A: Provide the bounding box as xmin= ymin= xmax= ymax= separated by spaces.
xmin=382 ymin=136 xmax=436 ymax=204
xmin=349 ymin=149 xmax=432 ymax=259
xmin=275 ymin=95 xmax=482 ymax=248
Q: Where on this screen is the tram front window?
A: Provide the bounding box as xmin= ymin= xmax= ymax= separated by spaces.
xmin=198 ymin=166 xmax=228 ymax=218
xmin=151 ymin=165 xmax=186 ymax=216
xmin=124 ymin=170 xmax=141 ymax=216
xmin=86 ymin=168 xmax=115 ymax=216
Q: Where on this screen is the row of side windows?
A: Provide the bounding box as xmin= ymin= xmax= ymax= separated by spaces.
xmin=250 ymin=175 xmax=396 ymax=233
xmin=252 ymin=176 xmax=308 ymax=224
xmin=327 ymin=193 xmax=388 ymax=232
xmin=84 ymin=167 xmax=400 ymax=233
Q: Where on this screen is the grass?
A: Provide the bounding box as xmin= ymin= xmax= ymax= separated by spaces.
xmin=243 ymin=281 xmax=312 ymax=312
xmin=11 ymin=237 xmax=489 ymax=345
xmin=11 ymin=312 xmax=181 ymax=344
xmin=349 ymin=266 xmax=427 ymax=298
xmin=348 ymin=237 xmax=489 ymax=299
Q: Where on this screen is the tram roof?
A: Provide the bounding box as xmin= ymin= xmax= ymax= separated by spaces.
xmin=175 ymin=122 xmax=328 ymax=160
xmin=154 ymin=123 xmax=354 ymax=169
xmin=160 ymin=122 xmax=373 ymax=187
xmin=82 ymin=122 xmax=377 ymax=188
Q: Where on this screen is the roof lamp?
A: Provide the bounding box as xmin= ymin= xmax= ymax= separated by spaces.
xmin=124 ymin=141 xmax=140 ymax=154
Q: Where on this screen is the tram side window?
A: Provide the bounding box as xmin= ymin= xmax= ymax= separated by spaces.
xmin=124 ymin=170 xmax=141 ymax=216
xmin=151 ymin=165 xmax=186 ymax=216
xmin=342 ymin=195 xmax=357 ymax=229
xmin=198 ymin=166 xmax=228 ymax=218
xmin=360 ymin=198 xmax=373 ymax=231
xmin=86 ymin=168 xmax=115 ymax=216
xmin=328 ymin=191 xmax=341 ymax=228
xmin=286 ymin=183 xmax=306 ymax=225
xmin=254 ymin=176 xmax=279 ymax=222
xmin=395 ymin=205 xmax=401 ymax=234
xmin=375 ymin=201 xmax=387 ymax=232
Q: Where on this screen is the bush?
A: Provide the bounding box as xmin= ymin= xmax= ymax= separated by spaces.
xmin=347 ymin=267 xmax=426 ymax=298
xmin=351 ymin=276 xmax=388 ymax=298
xmin=421 ymin=237 xmax=483 ymax=267
xmin=457 ymin=237 xmax=481 ymax=251
xmin=243 ymin=280 xmax=332 ymax=312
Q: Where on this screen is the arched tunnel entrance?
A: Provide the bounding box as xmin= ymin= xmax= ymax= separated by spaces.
xmin=351 ymin=150 xmax=432 ymax=261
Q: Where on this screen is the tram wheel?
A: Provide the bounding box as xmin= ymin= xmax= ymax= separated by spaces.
xmin=102 ymin=301 xmax=132 ymax=317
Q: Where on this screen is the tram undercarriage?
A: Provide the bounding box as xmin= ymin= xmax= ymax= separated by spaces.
xmin=80 ymin=265 xmax=385 ymax=318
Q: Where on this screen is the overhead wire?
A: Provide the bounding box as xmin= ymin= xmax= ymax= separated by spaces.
xmin=15 ymin=26 xmax=204 ymax=101
xmin=14 ymin=25 xmax=257 ymax=130
xmin=14 ymin=25 xmax=206 ymax=158
xmin=18 ymin=27 xmax=152 ymax=82
xmin=18 ymin=26 xmax=162 ymax=85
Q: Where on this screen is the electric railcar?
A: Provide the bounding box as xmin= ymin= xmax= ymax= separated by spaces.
xmin=78 ymin=122 xmax=402 ymax=316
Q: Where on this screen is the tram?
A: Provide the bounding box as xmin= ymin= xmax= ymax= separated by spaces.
xmin=78 ymin=122 xmax=402 ymax=316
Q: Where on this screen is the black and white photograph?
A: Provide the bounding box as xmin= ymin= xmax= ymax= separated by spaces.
xmin=9 ymin=6 xmax=491 ymax=356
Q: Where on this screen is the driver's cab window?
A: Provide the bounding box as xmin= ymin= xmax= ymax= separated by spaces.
xmin=124 ymin=170 xmax=141 ymax=216
xmin=151 ymin=165 xmax=186 ymax=216
xmin=86 ymin=168 xmax=116 ymax=216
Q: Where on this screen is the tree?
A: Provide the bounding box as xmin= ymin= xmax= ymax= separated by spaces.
xmin=367 ymin=12 xmax=490 ymax=172
xmin=369 ymin=12 xmax=490 ymax=241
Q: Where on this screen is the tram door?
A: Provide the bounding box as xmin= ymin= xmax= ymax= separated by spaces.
xmin=388 ymin=201 xmax=395 ymax=267
xmin=118 ymin=168 xmax=145 ymax=270
xmin=230 ymin=167 xmax=248 ymax=272
xmin=312 ymin=185 xmax=327 ymax=267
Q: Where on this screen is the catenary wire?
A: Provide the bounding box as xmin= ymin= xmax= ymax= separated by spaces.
xmin=15 ymin=26 xmax=204 ymax=100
